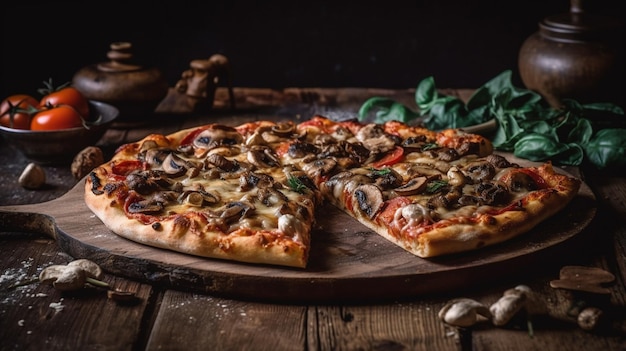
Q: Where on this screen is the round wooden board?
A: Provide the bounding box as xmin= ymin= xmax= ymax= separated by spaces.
xmin=0 ymin=166 xmax=596 ymax=303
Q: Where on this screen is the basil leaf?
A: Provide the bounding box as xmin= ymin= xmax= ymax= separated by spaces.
xmin=491 ymin=112 xmax=523 ymax=149
xmin=422 ymin=97 xmax=466 ymax=130
xmin=415 ymin=76 xmax=438 ymax=111
xmin=568 ymin=118 xmax=593 ymax=145
xmin=514 ymin=133 xmax=584 ymax=165
xmin=358 ymin=97 xmax=420 ymax=124
xmin=583 ymin=129 xmax=626 ymax=170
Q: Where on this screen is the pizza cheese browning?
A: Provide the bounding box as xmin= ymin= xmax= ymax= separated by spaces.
xmin=85 ymin=115 xmax=581 ymax=268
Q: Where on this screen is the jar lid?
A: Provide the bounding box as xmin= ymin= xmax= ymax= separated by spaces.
xmin=540 ymin=0 xmax=624 ymax=42
xmin=97 ymin=42 xmax=143 ymax=73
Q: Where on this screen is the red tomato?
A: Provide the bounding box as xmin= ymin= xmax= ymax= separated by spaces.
xmin=0 ymin=94 xmax=40 ymax=129
xmin=30 ymin=105 xmax=84 ymax=130
xmin=377 ymin=196 xmax=412 ymax=226
xmin=40 ymin=86 xmax=90 ymax=118
xmin=372 ymin=146 xmax=404 ymax=168
xmin=274 ymin=141 xmax=292 ymax=158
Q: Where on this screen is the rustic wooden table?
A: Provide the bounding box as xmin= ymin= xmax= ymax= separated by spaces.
xmin=1 ymin=87 xmax=624 ymax=351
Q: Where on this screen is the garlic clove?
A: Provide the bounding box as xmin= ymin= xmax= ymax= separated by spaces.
xmin=18 ymin=163 xmax=46 ymax=189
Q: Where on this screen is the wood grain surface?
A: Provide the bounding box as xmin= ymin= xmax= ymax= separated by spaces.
xmin=0 ymin=166 xmax=596 ymax=303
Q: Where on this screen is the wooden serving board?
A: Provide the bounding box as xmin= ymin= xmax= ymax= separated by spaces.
xmin=0 ymin=169 xmax=596 ymax=303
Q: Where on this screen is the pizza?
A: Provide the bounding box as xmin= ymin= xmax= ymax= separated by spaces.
xmin=84 ymin=115 xmax=581 ymax=268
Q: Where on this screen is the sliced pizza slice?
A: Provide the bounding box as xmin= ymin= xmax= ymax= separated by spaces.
xmin=85 ymin=125 xmax=321 ymax=268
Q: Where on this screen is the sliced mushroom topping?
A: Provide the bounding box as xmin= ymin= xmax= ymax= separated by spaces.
xmin=486 ymin=154 xmax=516 ymax=169
xmin=257 ymin=187 xmax=289 ymax=207
xmin=334 ymin=157 xmax=361 ymax=169
xmin=454 ymin=140 xmax=479 ymax=156
xmin=394 ymin=176 xmax=428 ymax=196
xmin=355 ymin=123 xmax=398 ymax=155
xmin=355 ymin=123 xmax=386 ymax=141
xmin=428 ymin=187 xmax=462 ymax=209
xmin=239 ymin=171 xmax=276 ymax=191
xmin=247 ymin=147 xmax=280 ymax=168
xmin=325 ymin=172 xmax=372 ymax=199
xmin=344 ymin=141 xmax=371 ymax=164
xmin=142 ymin=148 xmax=172 ymax=166
xmin=354 ymin=184 xmax=384 ymax=219
xmin=318 ymin=143 xmax=346 ymax=158
xmin=457 ymin=194 xmax=481 ymax=206
xmin=369 ymin=167 xmax=403 ymax=189
xmin=463 ymin=161 xmax=496 ymax=183
xmin=435 ymin=147 xmax=460 ymax=162
xmin=176 ymin=143 xmax=195 ymax=156
xmin=405 ymin=164 xmax=444 ymax=178
xmin=125 ymin=172 xmax=161 ymax=195
xmin=206 ymin=153 xmax=239 ymax=172
xmin=271 ymin=122 xmax=294 ymax=137
xmin=178 ymin=190 xmax=220 ymax=207
xmin=245 ymin=130 xmax=268 ymax=147
xmin=401 ymin=135 xmax=429 ymax=153
xmin=193 ymin=126 xmax=244 ymax=150
xmin=302 ymin=158 xmax=337 ymax=178
xmin=214 ymin=201 xmax=255 ymax=223
xmin=344 ymin=173 xmax=374 ymax=192
xmin=103 ymin=181 xmax=123 ymax=195
xmin=207 ymin=146 xmax=240 ymax=157
xmin=288 ymin=140 xmax=320 ymax=158
xmin=504 ymin=170 xmax=539 ymax=192
xmin=313 ymin=133 xmax=337 ymax=146
xmin=127 ymin=199 xmax=164 ymax=214
xmin=180 ymin=191 xmax=205 ymax=207
xmin=89 ymin=172 xmax=104 ymax=195
xmin=162 ymin=153 xmax=190 ymax=177
xmin=475 ymin=181 xmax=510 ymax=205
xmin=153 ymin=191 xmax=179 ymax=205
xmin=432 ymin=160 xmax=453 ymax=173
xmin=447 ymin=166 xmax=467 ymax=187
xmin=277 ymin=201 xmax=313 ymax=221
xmin=331 ymin=125 xmax=354 ymax=141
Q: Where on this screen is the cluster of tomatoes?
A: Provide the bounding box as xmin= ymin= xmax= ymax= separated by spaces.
xmin=0 ymin=81 xmax=90 ymax=131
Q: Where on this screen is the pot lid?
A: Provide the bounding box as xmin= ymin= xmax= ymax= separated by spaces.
xmin=540 ymin=0 xmax=623 ymax=41
xmin=97 ymin=42 xmax=143 ymax=73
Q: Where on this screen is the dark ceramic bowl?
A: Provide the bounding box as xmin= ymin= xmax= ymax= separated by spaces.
xmin=0 ymin=100 xmax=119 ymax=164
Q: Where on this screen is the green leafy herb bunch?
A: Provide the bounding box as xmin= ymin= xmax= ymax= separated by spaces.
xmin=358 ymin=70 xmax=625 ymax=171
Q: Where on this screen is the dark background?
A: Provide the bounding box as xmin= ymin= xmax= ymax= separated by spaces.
xmin=2 ymin=0 xmax=624 ymax=100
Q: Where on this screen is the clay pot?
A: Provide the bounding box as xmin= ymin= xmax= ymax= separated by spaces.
xmin=72 ymin=42 xmax=169 ymax=124
xmin=518 ymin=0 xmax=624 ymax=108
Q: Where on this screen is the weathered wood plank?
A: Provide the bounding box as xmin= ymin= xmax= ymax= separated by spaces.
xmin=146 ymin=291 xmax=308 ymax=351
xmin=0 ymin=232 xmax=154 ymax=351
xmin=310 ymin=302 xmax=458 ymax=351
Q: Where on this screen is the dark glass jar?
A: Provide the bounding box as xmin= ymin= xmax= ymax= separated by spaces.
xmin=518 ymin=0 xmax=624 ymax=108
